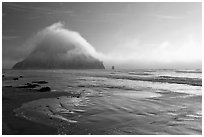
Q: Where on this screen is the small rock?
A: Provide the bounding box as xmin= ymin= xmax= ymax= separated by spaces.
xmin=39 ymin=87 xmax=51 ymax=92
xmin=78 ymin=85 xmax=85 ymax=87
xmin=13 ymin=77 xmax=18 ymax=80
xmin=72 ymin=94 xmax=81 ymax=98
xmin=32 ymin=80 xmax=48 ymax=84
xmin=19 ymin=75 xmax=23 ymax=78
xmin=2 ymin=74 xmax=5 ymax=77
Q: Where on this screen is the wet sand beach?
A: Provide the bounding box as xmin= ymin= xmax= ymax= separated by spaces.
xmin=2 ymin=69 xmax=202 ymax=135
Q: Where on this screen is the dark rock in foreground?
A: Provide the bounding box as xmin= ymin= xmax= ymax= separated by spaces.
xmin=39 ymin=87 xmax=51 ymax=92
xmin=13 ymin=78 xmax=19 ymax=81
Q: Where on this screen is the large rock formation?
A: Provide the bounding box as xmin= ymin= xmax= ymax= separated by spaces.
xmin=12 ymin=23 xmax=105 ymax=70
xmin=12 ymin=51 xmax=105 ymax=69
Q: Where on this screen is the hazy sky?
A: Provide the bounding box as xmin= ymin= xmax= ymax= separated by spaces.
xmin=2 ymin=2 xmax=202 ymax=69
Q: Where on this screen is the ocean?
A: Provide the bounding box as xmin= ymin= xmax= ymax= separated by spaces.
xmin=2 ymin=69 xmax=202 ymax=134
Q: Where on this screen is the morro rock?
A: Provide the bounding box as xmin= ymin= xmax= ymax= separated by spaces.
xmin=12 ymin=22 xmax=105 ymax=70
xmin=12 ymin=52 xmax=105 ymax=69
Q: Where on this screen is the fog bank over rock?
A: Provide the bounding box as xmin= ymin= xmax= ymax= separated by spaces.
xmin=13 ymin=22 xmax=105 ymax=69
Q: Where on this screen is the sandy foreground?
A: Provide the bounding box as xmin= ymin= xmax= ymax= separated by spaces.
xmin=2 ymin=86 xmax=81 ymax=135
xmin=2 ymin=74 xmax=202 ymax=135
xmin=2 ymin=86 xmax=202 ymax=135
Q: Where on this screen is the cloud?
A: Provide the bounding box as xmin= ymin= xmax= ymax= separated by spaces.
xmin=96 ymin=33 xmax=201 ymax=69
xmin=28 ymin=22 xmax=98 ymax=57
